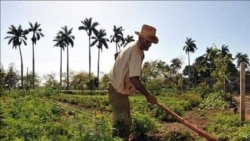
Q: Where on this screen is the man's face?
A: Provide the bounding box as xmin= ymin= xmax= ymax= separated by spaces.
xmin=139 ymin=37 xmax=152 ymax=51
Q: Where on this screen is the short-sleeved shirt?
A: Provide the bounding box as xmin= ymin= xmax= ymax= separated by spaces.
xmin=108 ymin=41 xmax=144 ymax=95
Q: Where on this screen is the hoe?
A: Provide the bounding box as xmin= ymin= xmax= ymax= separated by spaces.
xmin=156 ymin=101 xmax=218 ymax=141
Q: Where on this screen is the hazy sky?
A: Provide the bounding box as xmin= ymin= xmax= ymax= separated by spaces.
xmin=1 ymin=1 xmax=250 ymax=79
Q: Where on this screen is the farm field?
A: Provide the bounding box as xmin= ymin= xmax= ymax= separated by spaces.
xmin=1 ymin=89 xmax=250 ymax=141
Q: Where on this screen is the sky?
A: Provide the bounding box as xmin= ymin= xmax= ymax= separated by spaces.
xmin=1 ymin=1 xmax=250 ymax=80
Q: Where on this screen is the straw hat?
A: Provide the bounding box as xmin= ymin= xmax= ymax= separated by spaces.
xmin=135 ymin=24 xmax=159 ymax=44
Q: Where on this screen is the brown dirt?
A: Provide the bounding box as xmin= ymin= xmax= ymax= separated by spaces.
xmin=157 ymin=95 xmax=250 ymax=140
xmin=158 ymin=110 xmax=214 ymax=140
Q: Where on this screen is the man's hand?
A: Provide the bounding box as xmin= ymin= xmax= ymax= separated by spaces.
xmin=145 ymin=94 xmax=158 ymax=105
xmin=129 ymin=76 xmax=158 ymax=105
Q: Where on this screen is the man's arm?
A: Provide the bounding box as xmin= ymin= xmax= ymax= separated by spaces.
xmin=129 ymin=76 xmax=157 ymax=104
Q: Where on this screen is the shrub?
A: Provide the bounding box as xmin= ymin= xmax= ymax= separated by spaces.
xmin=194 ymin=82 xmax=210 ymax=98
xmin=154 ymin=105 xmax=185 ymax=122
xmin=131 ymin=112 xmax=157 ymax=137
xmin=180 ymin=93 xmax=202 ymax=107
xmin=151 ymin=97 xmax=190 ymax=122
xmin=238 ymin=123 xmax=250 ymax=141
xmin=199 ymin=92 xmax=229 ymax=110
xmin=165 ymin=131 xmax=193 ymax=141
xmin=208 ymin=113 xmax=241 ymax=140
xmin=82 ymin=114 xmax=121 ymax=141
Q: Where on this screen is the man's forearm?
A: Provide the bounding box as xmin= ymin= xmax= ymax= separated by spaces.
xmin=129 ymin=76 xmax=150 ymax=97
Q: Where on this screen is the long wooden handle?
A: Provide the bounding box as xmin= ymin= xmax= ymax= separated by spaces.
xmin=156 ymin=102 xmax=218 ymax=141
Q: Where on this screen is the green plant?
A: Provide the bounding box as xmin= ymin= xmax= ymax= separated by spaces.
xmin=199 ymin=92 xmax=229 ymax=110
xmin=180 ymin=92 xmax=202 ymax=107
xmin=131 ymin=112 xmax=157 ymax=137
xmin=149 ymin=97 xmax=190 ymax=122
xmin=82 ymin=113 xmax=121 ymax=141
xmin=194 ymin=82 xmax=210 ymax=98
xmin=166 ymin=131 xmax=193 ymax=141
xmin=238 ymin=123 xmax=250 ymax=141
xmin=208 ymin=113 xmax=241 ymax=140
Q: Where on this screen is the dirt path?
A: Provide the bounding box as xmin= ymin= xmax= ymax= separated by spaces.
xmin=233 ymin=95 xmax=250 ymax=121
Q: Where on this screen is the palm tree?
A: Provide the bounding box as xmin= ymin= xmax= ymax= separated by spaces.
xmin=5 ymin=25 xmax=29 ymax=89
xmin=53 ymin=33 xmax=66 ymax=89
xmin=79 ymin=17 xmax=99 ymax=81
xmin=110 ymin=25 xmax=125 ymax=52
xmin=183 ymin=37 xmax=197 ymax=87
xmin=124 ymin=35 xmax=135 ymax=47
xmin=204 ymin=47 xmax=213 ymax=75
xmin=204 ymin=46 xmax=219 ymax=76
xmin=58 ymin=26 xmax=75 ymax=90
xmin=235 ymin=53 xmax=250 ymax=68
xmin=220 ymin=44 xmax=229 ymax=57
xmin=91 ymin=29 xmax=109 ymax=86
xmin=28 ymin=22 xmax=44 ymax=89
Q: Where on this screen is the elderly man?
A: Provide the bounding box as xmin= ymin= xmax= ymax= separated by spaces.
xmin=108 ymin=24 xmax=159 ymax=141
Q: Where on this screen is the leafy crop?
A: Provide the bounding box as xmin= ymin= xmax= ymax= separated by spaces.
xmin=1 ymin=89 xmax=250 ymax=141
xmin=208 ymin=113 xmax=250 ymax=140
xmin=199 ymin=92 xmax=229 ymax=110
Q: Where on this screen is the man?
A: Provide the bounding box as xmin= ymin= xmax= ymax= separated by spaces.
xmin=108 ymin=24 xmax=158 ymax=141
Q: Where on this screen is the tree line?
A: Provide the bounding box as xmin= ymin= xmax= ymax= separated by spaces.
xmin=1 ymin=17 xmax=250 ymax=92
xmin=2 ymin=17 xmax=135 ymax=90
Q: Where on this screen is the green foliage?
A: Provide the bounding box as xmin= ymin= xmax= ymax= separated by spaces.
xmin=130 ymin=99 xmax=153 ymax=114
xmin=82 ymin=113 xmax=121 ymax=141
xmin=52 ymin=94 xmax=110 ymax=109
xmin=165 ymin=131 xmax=193 ymax=141
xmin=38 ymin=87 xmax=60 ymax=97
xmin=100 ymin=74 xmax=110 ymax=90
xmin=180 ymin=92 xmax=202 ymax=107
xmin=238 ymin=123 xmax=250 ymax=141
xmin=194 ymin=82 xmax=211 ymax=98
xmin=1 ymin=94 xmax=64 ymax=140
xmin=0 ymin=70 xmax=5 ymax=94
xmin=208 ymin=113 xmax=250 ymax=141
xmin=146 ymin=78 xmax=165 ymax=95
xmin=199 ymin=92 xmax=229 ymax=110
xmin=131 ymin=112 xmax=157 ymax=136
xmin=1 ymin=89 xmax=250 ymax=140
xmin=152 ymin=97 xmax=191 ymax=122
xmin=130 ymin=96 xmax=191 ymax=122
xmin=4 ymin=62 xmax=19 ymax=90
xmin=0 ymin=90 xmax=123 ymax=141
xmin=43 ymin=73 xmax=59 ymax=89
xmin=211 ymin=55 xmax=230 ymax=92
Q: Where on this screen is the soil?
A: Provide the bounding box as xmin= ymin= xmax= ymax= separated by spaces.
xmin=152 ymin=94 xmax=250 ymax=140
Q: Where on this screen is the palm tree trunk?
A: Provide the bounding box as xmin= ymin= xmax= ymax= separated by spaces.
xmin=67 ymin=45 xmax=69 ymax=90
xmin=188 ymin=52 xmax=191 ymax=88
xmin=116 ymin=43 xmax=118 ymax=53
xmin=32 ymin=42 xmax=35 ymax=89
xmin=97 ymin=48 xmax=100 ymax=89
xmin=188 ymin=52 xmax=190 ymax=74
xmin=19 ymin=45 xmax=23 ymax=89
xmin=88 ymin=36 xmax=91 ymax=80
xmin=60 ymin=48 xmax=62 ymax=90
xmin=26 ymin=67 xmax=29 ymax=89
xmin=97 ymin=48 xmax=100 ymax=81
